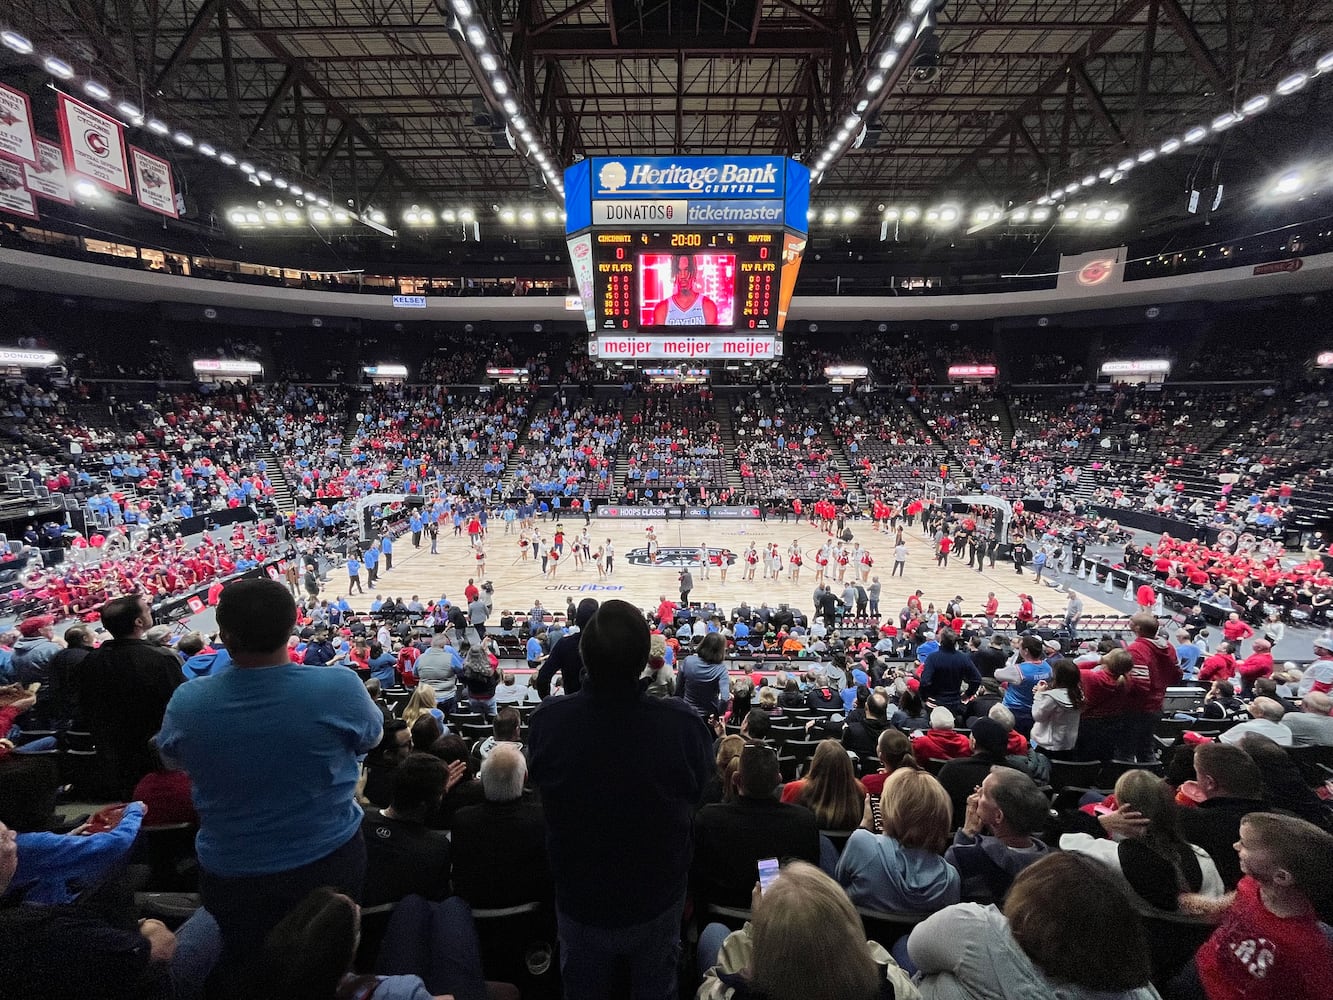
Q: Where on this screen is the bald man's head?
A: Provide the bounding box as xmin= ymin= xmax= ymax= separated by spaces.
xmin=1247 ymin=697 xmax=1284 ymax=722
xmin=1302 ymin=691 xmax=1332 ymax=717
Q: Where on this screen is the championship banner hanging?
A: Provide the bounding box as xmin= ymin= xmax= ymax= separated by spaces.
xmin=0 ymin=84 xmax=38 ymax=166
xmin=23 ymin=138 xmax=72 ymax=204
xmin=130 ymin=146 xmax=178 ymax=217
xmin=0 ymin=159 xmax=38 ymax=219
xmin=57 ymin=91 xmax=131 ymax=194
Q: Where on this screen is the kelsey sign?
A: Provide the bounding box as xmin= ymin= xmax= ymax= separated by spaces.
xmin=594 ymin=335 xmax=778 ymax=360
xmin=593 ymin=157 xmax=784 ymax=199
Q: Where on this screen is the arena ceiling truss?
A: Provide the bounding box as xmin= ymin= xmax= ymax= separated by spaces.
xmin=2 ymin=0 xmax=1331 ymax=217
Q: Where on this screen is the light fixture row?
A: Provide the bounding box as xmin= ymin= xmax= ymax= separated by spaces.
xmin=804 ymin=201 xmax=1128 ymax=227
xmin=0 ymin=24 xmax=376 ymax=230
xmin=1031 ymin=48 xmax=1333 ymax=210
xmin=812 ymin=0 xmax=935 ymax=184
xmin=448 ymin=0 xmax=564 ymax=200
xmin=227 ymin=204 xmax=356 ymax=228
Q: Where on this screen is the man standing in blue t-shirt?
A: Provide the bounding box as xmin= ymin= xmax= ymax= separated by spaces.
xmin=346 ymin=554 xmax=363 ymax=595
xmin=995 ymin=634 xmax=1052 ymax=737
xmin=158 ymin=579 xmax=382 ymax=986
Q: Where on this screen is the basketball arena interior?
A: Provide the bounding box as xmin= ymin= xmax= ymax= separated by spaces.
xmin=1 ymin=2 xmax=1332 ymax=998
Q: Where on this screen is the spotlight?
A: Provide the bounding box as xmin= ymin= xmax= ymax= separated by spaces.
xmin=404 ymin=208 xmax=421 ymax=224
xmin=866 ymin=74 xmax=884 ymax=92
xmin=480 ymin=53 xmax=498 ymax=72
xmin=83 ymin=80 xmax=111 ymax=101
xmin=239 ymin=162 xmax=256 ymax=174
xmin=1159 ymin=138 xmax=1182 ymax=155
xmin=441 ymin=208 xmax=458 ymax=223
xmin=1241 ymin=95 xmax=1269 ymax=115
xmin=458 ymin=208 xmax=475 ymax=223
xmin=42 ymin=57 xmax=73 ymax=79
xmin=227 ymin=209 xmax=247 ymax=225
xmin=840 ymin=206 xmax=859 ymax=222
xmin=418 ymin=209 xmax=435 ymax=225
xmin=219 ymin=153 xmax=237 ymax=166
xmin=935 ymin=205 xmax=959 ymax=225
xmin=519 ymin=207 xmax=537 ymax=224
xmin=1083 ymin=205 xmax=1104 ymax=222
xmin=499 ymin=206 xmax=516 ymax=223
xmin=0 ymin=30 xmax=34 ymax=54
xmin=1183 ymin=126 xmax=1208 ymax=143
xmin=1010 ymin=207 xmax=1029 ymax=223
xmin=283 ymin=208 xmax=302 ymax=223
xmin=466 ymin=25 xmax=486 ymax=47
xmin=1136 ymin=149 xmax=1156 ymax=164
xmin=1060 ymin=206 xmax=1081 ymax=222
xmin=1275 ymin=72 xmax=1308 ymax=95
xmin=884 ymin=208 xmax=900 ymax=221
xmin=452 ymin=0 xmax=473 ymax=15
xmin=73 ymin=179 xmax=100 ymax=199
xmin=174 ymin=132 xmax=194 ymax=147
xmin=821 ymin=208 xmax=838 ymax=224
xmin=893 ymin=23 xmax=912 ymax=44
xmin=244 ymin=210 xmax=260 ymax=224
xmin=1030 ymin=207 xmax=1051 ymax=222
xmin=901 ymin=206 xmax=921 ymax=222
xmin=1270 ymin=169 xmax=1307 ymax=198
xmin=1211 ymin=111 xmax=1241 ymax=131
xmin=147 ymin=119 xmax=170 ymax=135
xmin=878 ymin=50 xmax=899 ymax=70
xmin=116 ymin=102 xmax=142 ymax=121
xmin=1103 ymin=206 xmax=1126 ymax=223
xmin=262 ymin=208 xmax=280 ymax=223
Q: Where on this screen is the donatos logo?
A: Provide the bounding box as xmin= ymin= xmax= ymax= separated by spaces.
xmin=626 ymin=546 xmax=737 ymax=569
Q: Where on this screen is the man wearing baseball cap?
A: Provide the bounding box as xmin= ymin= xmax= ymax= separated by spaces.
xmin=1298 ymin=634 xmax=1333 ymax=696
xmin=11 ymin=616 xmax=61 ymax=725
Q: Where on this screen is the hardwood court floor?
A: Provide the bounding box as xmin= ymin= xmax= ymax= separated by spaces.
xmin=339 ymin=518 xmax=1122 ymax=625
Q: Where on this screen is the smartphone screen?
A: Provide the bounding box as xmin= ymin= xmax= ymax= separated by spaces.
xmin=758 ymin=857 xmax=780 ymax=896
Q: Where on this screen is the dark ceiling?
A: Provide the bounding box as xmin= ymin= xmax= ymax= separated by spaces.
xmin=1 ymin=0 xmax=1332 ymax=234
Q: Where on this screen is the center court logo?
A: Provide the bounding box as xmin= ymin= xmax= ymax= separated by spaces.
xmin=626 ymin=546 xmax=737 ymax=569
xmin=598 ymin=162 xmax=627 ymax=192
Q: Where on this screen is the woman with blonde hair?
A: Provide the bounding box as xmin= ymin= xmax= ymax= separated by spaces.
xmin=780 ymin=740 xmax=866 ymax=830
xmin=1058 ymin=768 xmax=1223 ymax=908
xmin=836 ymin=767 xmax=960 ymax=915
xmin=756 ymin=687 xmax=780 ymax=715
xmin=1076 ymin=647 xmax=1139 ymax=761
xmin=700 ymin=734 xmax=746 ymax=807
xmin=697 ymin=861 xmax=914 ymax=1000
xmin=642 ymin=633 xmax=675 ymax=698
xmin=400 ymin=683 xmax=438 ymax=730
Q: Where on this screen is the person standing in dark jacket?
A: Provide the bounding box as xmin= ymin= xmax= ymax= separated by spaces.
xmin=528 ymin=600 xmax=712 ymax=1000
xmin=47 ymin=625 xmax=94 ymax=728
xmin=534 ymin=597 xmax=599 ymax=699
xmin=920 ymin=628 xmax=983 ymax=717
xmin=79 ymin=595 xmax=184 ymax=798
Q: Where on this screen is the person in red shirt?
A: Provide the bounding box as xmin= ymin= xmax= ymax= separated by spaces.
xmin=1181 ymin=813 xmax=1333 ymax=1000
xmin=1223 ymin=613 xmax=1254 ymax=650
xmin=936 ymin=535 xmax=953 ymax=568
xmin=910 ymin=708 xmax=973 ymax=765
xmin=983 ymin=592 xmax=999 ymax=628
xmin=1125 ymin=613 xmax=1182 ymax=761
xmin=1236 ymin=638 xmax=1274 ymax=697
xmin=1199 ymin=643 xmax=1238 ymax=684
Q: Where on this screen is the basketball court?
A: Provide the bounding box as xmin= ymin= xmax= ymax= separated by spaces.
xmin=334 ymin=517 xmax=1122 ymax=627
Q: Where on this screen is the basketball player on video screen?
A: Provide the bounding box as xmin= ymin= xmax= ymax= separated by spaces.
xmin=653 ymin=254 xmax=718 ymax=326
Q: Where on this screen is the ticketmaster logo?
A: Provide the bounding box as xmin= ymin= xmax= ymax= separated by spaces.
xmin=687 ymin=201 xmax=783 ymax=223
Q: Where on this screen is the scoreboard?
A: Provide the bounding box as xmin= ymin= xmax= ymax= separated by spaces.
xmin=591 ymin=230 xmax=789 ymax=332
xmin=564 ymin=156 xmax=809 ymax=359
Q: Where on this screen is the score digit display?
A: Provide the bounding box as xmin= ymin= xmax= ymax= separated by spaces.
xmin=591 ymin=231 xmax=799 ymax=332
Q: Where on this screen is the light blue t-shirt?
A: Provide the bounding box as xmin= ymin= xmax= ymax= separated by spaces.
xmin=1002 ymin=659 xmax=1052 ymax=712
xmin=158 ymin=663 xmax=383 ymax=877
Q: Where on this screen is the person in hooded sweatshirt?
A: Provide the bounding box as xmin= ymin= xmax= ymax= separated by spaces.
xmin=1124 ymin=613 xmax=1182 ymax=762
xmin=944 ymin=767 xmax=1051 ymax=904
xmin=677 ymin=632 xmax=731 ymax=719
xmin=908 ymin=852 xmax=1160 ymax=1000
xmin=911 ymin=708 xmax=974 ymax=766
xmin=835 ymin=767 xmax=961 ymax=916
xmin=1029 ymin=658 xmax=1083 ymax=757
xmin=535 ymin=597 xmax=599 ymax=699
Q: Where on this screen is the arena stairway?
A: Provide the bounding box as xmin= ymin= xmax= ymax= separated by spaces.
xmin=256 ymin=447 xmax=297 ymax=512
xmin=713 ymin=396 xmax=746 ymax=495
xmin=610 ymin=393 xmax=645 ymax=497
xmin=499 ymin=386 xmax=555 ymax=498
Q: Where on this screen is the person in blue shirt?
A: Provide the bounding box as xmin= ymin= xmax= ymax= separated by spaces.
xmin=526 ymin=630 xmax=547 ymax=673
xmin=366 ymin=642 xmax=397 ymax=688
xmin=995 ymin=635 xmax=1052 ymax=737
xmin=364 ymin=543 xmax=380 ymax=589
xmin=158 ymin=579 xmax=382 ymax=982
xmin=347 ymin=556 xmax=363 ymax=595
xmin=380 ymin=534 xmax=394 ymax=572
xmin=410 ymin=513 xmax=423 ymax=549
xmin=1173 ymin=629 xmax=1204 ymax=680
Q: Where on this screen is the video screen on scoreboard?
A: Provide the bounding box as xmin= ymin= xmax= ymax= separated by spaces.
xmin=592 ymin=231 xmax=789 ymax=332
